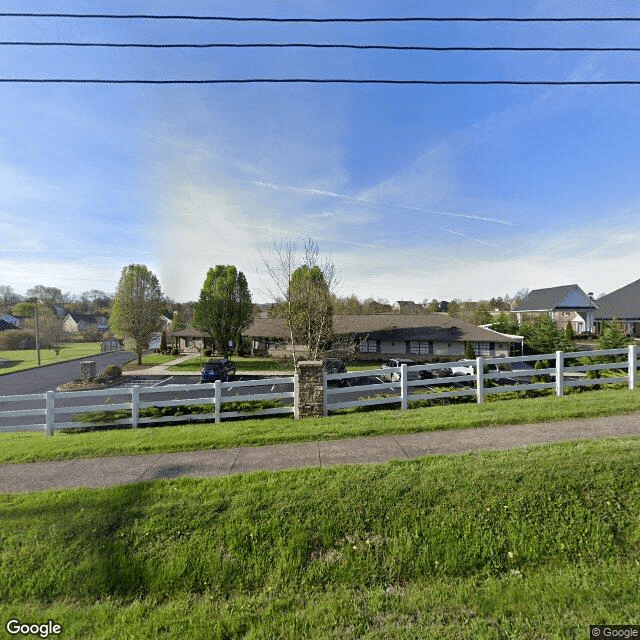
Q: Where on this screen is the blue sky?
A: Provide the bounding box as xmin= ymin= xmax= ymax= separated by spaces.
xmin=1 ymin=0 xmax=640 ymax=304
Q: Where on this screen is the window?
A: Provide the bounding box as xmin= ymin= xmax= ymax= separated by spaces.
xmin=359 ymin=339 xmax=379 ymax=353
xmin=473 ymin=342 xmax=495 ymax=356
xmin=407 ymin=340 xmax=433 ymax=355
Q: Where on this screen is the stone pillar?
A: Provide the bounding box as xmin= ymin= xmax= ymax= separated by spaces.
xmin=294 ymin=360 xmax=325 ymax=419
xmin=80 ymin=360 xmax=96 ymax=382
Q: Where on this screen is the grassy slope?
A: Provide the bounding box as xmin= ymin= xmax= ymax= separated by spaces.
xmin=1 ymin=438 xmax=639 ymax=638
xmin=0 ymin=342 xmax=103 ymax=375
xmin=1 ymin=386 xmax=640 ymax=465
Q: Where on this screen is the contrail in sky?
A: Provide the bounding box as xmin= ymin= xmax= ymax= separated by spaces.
xmin=253 ymin=181 xmax=513 ymax=225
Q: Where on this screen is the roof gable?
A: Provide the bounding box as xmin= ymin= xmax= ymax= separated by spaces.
xmin=514 ymin=284 xmax=596 ymax=312
xmin=595 ymin=278 xmax=640 ymax=319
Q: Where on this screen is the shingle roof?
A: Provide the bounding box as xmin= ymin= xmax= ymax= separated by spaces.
xmin=513 ymin=284 xmax=597 ymax=312
xmin=595 ymin=278 xmax=640 ymax=320
xmin=0 ymin=319 xmax=17 ymax=331
xmin=243 ymin=314 xmax=520 ymax=343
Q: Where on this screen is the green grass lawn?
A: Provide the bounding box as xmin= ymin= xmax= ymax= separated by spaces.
xmin=122 ymin=353 xmax=179 ymax=369
xmin=168 ymin=357 xmax=379 ymax=373
xmin=2 ymin=386 xmax=640 ymax=465
xmin=0 ymin=342 xmax=104 ymax=375
xmin=1 ymin=437 xmax=639 ymax=638
xmin=169 ymin=356 xmax=295 ymax=373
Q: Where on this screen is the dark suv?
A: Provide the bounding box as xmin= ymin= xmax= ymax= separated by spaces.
xmin=323 ymin=358 xmax=347 ymax=375
xmin=200 ymin=360 xmax=231 ymax=383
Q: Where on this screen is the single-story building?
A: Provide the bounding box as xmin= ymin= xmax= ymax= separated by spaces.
xmin=244 ymin=314 xmax=522 ymax=361
xmin=169 ymin=327 xmax=209 ymax=351
xmin=595 ymin=278 xmax=640 ymax=336
xmin=62 ymin=313 xmax=109 ymax=334
xmin=513 ymin=284 xmax=598 ymax=334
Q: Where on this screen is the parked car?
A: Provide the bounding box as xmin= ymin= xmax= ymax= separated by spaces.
xmin=381 ymin=358 xmax=428 ymax=382
xmin=200 ymin=360 xmax=232 ymax=383
xmin=323 ymin=358 xmax=347 ymax=375
xmin=324 ymin=358 xmax=348 ymax=387
xmin=219 ymin=357 xmax=236 ymax=380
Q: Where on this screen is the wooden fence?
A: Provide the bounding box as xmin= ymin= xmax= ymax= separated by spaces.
xmin=324 ymin=346 xmax=639 ymax=413
xmin=0 ymin=346 xmax=637 ymax=435
xmin=0 ymin=377 xmax=295 ymax=435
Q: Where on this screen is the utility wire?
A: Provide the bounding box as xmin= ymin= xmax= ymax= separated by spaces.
xmin=1 ymin=14 xmax=640 ymax=22
xmin=2 ymin=78 xmax=640 ymax=85
xmin=2 ymin=42 xmax=640 ymax=51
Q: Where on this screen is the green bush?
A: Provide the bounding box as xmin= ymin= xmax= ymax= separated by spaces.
xmin=102 ymin=365 xmax=122 ymax=380
xmin=203 ymin=348 xmax=213 ymax=357
xmin=0 ymin=330 xmax=37 ymax=350
xmin=171 ymin=347 xmax=180 ymax=356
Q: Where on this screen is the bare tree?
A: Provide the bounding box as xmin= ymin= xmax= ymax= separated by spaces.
xmin=39 ymin=311 xmax=68 ymax=355
xmin=260 ymin=238 xmax=339 ymax=364
xmin=0 ymin=285 xmax=20 ymax=312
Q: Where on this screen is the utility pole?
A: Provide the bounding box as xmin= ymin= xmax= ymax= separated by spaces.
xmin=34 ymin=297 xmax=41 ymax=366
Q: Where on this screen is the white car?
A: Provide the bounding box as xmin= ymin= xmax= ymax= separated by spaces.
xmin=381 ymin=358 xmax=427 ymax=382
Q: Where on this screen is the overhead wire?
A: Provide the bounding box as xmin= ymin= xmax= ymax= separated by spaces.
xmin=1 ymin=13 xmax=640 ymax=22
xmin=1 ymin=79 xmax=640 ymax=85
xmin=1 ymin=42 xmax=640 ymax=51
xmin=2 ymin=13 xmax=640 ymax=85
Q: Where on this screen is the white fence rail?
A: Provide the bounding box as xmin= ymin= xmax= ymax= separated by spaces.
xmin=0 ymin=377 xmax=295 ymax=435
xmin=0 ymin=347 xmax=637 ymax=435
xmin=324 ymin=345 xmax=639 ymax=414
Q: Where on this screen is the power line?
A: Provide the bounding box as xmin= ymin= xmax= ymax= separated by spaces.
xmin=1 ymin=14 xmax=640 ymax=22
xmin=2 ymin=78 xmax=640 ymax=85
xmin=2 ymin=42 xmax=640 ymax=52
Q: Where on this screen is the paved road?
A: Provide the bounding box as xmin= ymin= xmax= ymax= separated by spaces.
xmin=0 ymin=351 xmax=136 ymax=396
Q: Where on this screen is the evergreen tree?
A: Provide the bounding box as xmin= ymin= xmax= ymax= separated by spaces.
xmin=597 ymin=319 xmax=629 ymax=350
xmin=193 ymin=265 xmax=253 ymax=357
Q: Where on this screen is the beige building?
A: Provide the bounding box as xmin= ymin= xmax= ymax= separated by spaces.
xmin=244 ymin=314 xmax=521 ymax=361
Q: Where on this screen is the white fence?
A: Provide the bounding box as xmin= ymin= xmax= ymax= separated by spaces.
xmin=0 ymin=377 xmax=295 ymax=435
xmin=324 ymin=346 xmax=639 ymax=414
xmin=0 ymin=346 xmax=638 ymax=435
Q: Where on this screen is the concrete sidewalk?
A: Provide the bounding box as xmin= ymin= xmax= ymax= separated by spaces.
xmin=2 ymin=412 xmax=640 ymax=493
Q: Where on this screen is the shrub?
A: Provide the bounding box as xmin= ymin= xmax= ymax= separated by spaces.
xmin=0 ymin=330 xmax=37 ymax=350
xmin=204 ymin=348 xmax=213 ymax=357
xmin=102 ymin=365 xmax=122 ymax=380
xmin=171 ymin=347 xmax=180 ymax=356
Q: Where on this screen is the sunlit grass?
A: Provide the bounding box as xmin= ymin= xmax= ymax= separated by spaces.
xmin=2 ymin=438 xmax=639 ymax=638
xmin=0 ymin=342 xmax=103 ymax=375
xmin=1 ymin=386 xmax=640 ymax=465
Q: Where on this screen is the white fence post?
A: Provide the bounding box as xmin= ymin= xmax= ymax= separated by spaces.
xmin=45 ymin=390 xmax=55 ymax=436
xmin=400 ymin=364 xmax=408 ymax=411
xmin=131 ymin=385 xmax=140 ymax=428
xmin=476 ymin=357 xmax=485 ymax=403
xmin=630 ymin=345 xmax=638 ymax=390
xmin=214 ymin=380 xmax=222 ymax=424
xmin=556 ymin=350 xmax=565 ymax=397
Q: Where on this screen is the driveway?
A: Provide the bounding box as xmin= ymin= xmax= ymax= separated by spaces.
xmin=0 ymin=350 xmax=136 ymax=396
